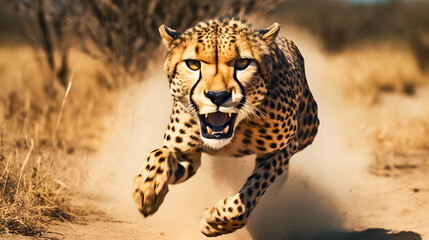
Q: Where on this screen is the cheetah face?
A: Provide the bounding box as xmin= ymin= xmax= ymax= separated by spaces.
xmin=159 ymin=18 xmax=280 ymax=148
xmin=184 ymin=58 xmax=254 ymax=147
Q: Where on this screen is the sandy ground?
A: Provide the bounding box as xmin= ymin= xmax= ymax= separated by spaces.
xmin=2 ymin=24 xmax=428 ymax=240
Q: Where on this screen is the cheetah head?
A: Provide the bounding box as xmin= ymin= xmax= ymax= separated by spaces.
xmin=159 ymin=17 xmax=280 ymax=149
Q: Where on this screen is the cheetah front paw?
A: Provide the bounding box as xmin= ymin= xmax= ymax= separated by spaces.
xmin=133 ymin=151 xmax=170 ymax=217
xmin=200 ymin=196 xmax=248 ymax=237
xmin=133 ymin=169 xmax=168 ymax=217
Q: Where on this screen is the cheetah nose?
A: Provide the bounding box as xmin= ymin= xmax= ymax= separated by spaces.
xmin=205 ymin=91 xmax=231 ymax=107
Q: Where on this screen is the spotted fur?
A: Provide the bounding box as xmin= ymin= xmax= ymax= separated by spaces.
xmin=133 ymin=16 xmax=319 ymax=237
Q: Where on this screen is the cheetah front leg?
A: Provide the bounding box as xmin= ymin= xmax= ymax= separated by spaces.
xmin=133 ymin=148 xmax=201 ymax=217
xmin=200 ymin=140 xmax=297 ymax=237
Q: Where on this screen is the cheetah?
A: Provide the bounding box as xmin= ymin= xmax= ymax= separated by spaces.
xmin=132 ymin=16 xmax=319 ymax=237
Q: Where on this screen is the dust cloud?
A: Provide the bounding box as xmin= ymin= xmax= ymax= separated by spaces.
xmin=84 ymin=26 xmax=374 ymax=240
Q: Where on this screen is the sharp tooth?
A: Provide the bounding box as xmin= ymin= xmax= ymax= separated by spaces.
xmin=206 ymin=126 xmax=213 ymax=135
xmin=205 ymin=114 xmax=208 ymax=119
xmin=228 ymin=113 xmax=232 ymax=118
xmin=223 ymin=125 xmax=229 ymax=134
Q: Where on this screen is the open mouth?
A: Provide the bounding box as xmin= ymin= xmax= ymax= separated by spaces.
xmin=198 ymin=112 xmax=237 ymax=139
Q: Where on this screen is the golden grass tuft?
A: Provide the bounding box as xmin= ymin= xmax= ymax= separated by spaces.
xmin=0 ymin=46 xmax=115 ymax=235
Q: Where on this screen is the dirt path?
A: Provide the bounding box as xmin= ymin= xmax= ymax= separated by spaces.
xmin=2 ymin=25 xmax=427 ymax=240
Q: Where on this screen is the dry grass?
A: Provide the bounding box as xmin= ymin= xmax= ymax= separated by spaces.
xmin=326 ymin=43 xmax=426 ymax=106
xmin=0 ymin=46 xmax=114 ymax=235
xmin=325 ymin=42 xmax=429 ymax=177
xmin=363 ymin=110 xmax=429 ymax=177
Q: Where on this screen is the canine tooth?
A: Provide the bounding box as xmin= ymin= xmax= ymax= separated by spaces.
xmin=205 ymin=114 xmax=208 ymax=119
xmin=223 ymin=125 xmax=229 ymax=134
xmin=206 ymin=126 xmax=213 ymax=135
xmin=228 ymin=113 xmax=232 ymax=118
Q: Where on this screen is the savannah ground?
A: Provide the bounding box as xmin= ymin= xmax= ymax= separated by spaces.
xmin=1 ymin=1 xmax=429 ymax=240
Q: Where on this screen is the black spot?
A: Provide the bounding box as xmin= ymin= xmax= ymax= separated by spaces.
xmin=234 ymin=199 xmax=239 ymax=205
xmin=264 ymin=135 xmax=273 ymax=140
xmin=237 ymin=206 xmax=243 ymax=212
xmin=263 ymin=172 xmax=269 ymax=179
xmin=277 ymin=135 xmax=283 ymax=140
xmin=228 ymin=207 xmax=233 ymax=212
xmin=297 ymin=130 xmax=303 ymax=138
xmin=262 ymin=182 xmax=267 ymax=189
xmin=270 ymin=143 xmax=277 ymax=148
xmin=254 ymin=182 xmax=260 ymax=189
xmin=247 ymin=188 xmax=253 ymax=196
xmin=242 ymin=138 xmax=251 ymax=144
xmin=176 ymin=136 xmax=183 ymax=143
xmin=179 ymin=129 xmax=185 ymax=134
xmin=270 ymin=176 xmax=276 ymax=182
xmin=299 ymin=102 xmax=305 ymax=112
xmin=256 ymin=139 xmax=264 ymax=145
xmin=303 ymin=129 xmax=309 ymax=139
xmin=264 ymin=162 xmax=271 ymax=170
xmin=154 ymin=150 xmax=162 ymax=157
xmin=258 ymin=128 xmax=267 ymax=134
xmin=187 ymin=165 xmax=196 ymax=179
xmin=166 ymin=135 xmax=171 ymax=141
xmin=277 ymin=168 xmax=283 ymax=175
xmin=159 ymin=157 xmax=165 ymax=163
xmin=257 ymin=146 xmax=267 ymax=151
xmin=174 ymin=164 xmax=185 ymax=181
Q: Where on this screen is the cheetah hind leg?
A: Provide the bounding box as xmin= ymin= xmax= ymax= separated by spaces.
xmin=200 ymin=147 xmax=292 ymax=237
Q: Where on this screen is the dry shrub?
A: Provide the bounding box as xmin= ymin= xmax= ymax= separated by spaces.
xmin=0 ymin=46 xmax=112 ymax=235
xmin=274 ymin=0 xmax=429 ymax=71
xmin=404 ymin=1 xmax=429 ymax=72
xmin=73 ymin=0 xmax=283 ymax=87
xmin=326 ymin=43 xmax=425 ymax=106
xmin=7 ymin=0 xmax=284 ymax=89
xmin=8 ymin=0 xmax=74 ymax=88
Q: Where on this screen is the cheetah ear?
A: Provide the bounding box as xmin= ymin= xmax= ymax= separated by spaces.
xmin=159 ymin=25 xmax=181 ymax=46
xmin=258 ymin=22 xmax=280 ymax=42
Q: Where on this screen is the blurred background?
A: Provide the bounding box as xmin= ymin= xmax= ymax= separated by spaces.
xmin=0 ymin=0 xmax=428 ymax=239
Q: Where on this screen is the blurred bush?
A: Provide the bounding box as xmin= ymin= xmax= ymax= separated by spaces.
xmin=274 ymin=0 xmax=429 ymax=72
xmin=6 ymin=0 xmax=283 ymax=89
xmin=8 ymin=0 xmax=73 ymax=89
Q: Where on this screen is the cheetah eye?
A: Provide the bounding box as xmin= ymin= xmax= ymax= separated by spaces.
xmin=185 ymin=59 xmax=201 ymax=71
xmin=234 ymin=59 xmax=252 ymax=71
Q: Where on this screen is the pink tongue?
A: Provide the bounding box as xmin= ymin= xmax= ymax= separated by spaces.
xmin=207 ymin=112 xmax=228 ymax=126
